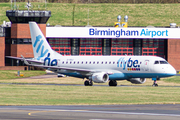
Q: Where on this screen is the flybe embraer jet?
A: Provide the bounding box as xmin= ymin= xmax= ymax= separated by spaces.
xmin=9 ymin=22 xmax=177 ymax=87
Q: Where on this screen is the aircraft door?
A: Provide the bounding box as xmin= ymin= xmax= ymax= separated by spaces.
xmin=144 ymin=60 xmax=149 ymax=71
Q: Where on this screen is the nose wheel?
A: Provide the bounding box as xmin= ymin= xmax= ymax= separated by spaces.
xmin=152 ymin=80 xmax=158 ymax=87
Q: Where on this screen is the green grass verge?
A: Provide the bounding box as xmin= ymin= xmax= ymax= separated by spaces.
xmin=0 ymin=70 xmax=46 ymax=80
xmin=1 ymin=3 xmax=180 ymax=26
xmin=162 ymin=76 xmax=180 ymax=84
xmin=0 ymin=85 xmax=179 ymax=105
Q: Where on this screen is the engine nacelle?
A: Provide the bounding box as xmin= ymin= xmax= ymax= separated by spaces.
xmin=90 ymin=72 xmax=109 ymax=83
xmin=127 ymin=78 xmax=146 ymax=84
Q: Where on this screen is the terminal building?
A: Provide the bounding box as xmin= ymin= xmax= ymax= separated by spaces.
xmin=0 ymin=9 xmax=180 ymax=70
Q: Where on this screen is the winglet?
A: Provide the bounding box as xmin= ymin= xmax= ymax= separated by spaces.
xmin=21 ymin=55 xmax=31 ymax=66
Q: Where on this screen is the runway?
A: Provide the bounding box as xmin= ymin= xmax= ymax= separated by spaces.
xmin=0 ymin=105 xmax=180 ymax=120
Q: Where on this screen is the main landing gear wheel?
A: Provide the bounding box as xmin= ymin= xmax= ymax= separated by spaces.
xmin=84 ymin=80 xmax=93 ymax=86
xmin=109 ymin=80 xmax=117 ymax=86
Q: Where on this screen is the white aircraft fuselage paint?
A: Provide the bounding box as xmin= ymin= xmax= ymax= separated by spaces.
xmin=29 ymin=22 xmax=176 ymax=83
xmin=41 ymin=54 xmax=176 ymax=80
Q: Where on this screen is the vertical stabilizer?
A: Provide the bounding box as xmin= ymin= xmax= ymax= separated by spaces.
xmin=29 ymin=22 xmax=53 ymax=60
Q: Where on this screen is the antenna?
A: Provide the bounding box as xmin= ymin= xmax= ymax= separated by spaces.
xmin=25 ymin=1 xmax=31 ymax=11
xmin=45 ymin=0 xmax=47 ymax=10
xmin=14 ymin=0 xmax=16 ymax=10
xmin=87 ymin=0 xmax=90 ymax=26
xmin=11 ymin=0 xmax=12 ymax=10
xmin=87 ymin=8 xmax=89 ymax=26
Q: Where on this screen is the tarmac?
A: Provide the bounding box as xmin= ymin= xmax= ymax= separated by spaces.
xmin=0 ymin=105 xmax=180 ymax=120
xmin=0 ymin=73 xmax=180 ymax=120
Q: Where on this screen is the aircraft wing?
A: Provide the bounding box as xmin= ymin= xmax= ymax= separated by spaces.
xmin=21 ymin=55 xmax=113 ymax=76
xmin=6 ymin=56 xmax=43 ymax=64
xmin=21 ymin=55 xmax=94 ymax=74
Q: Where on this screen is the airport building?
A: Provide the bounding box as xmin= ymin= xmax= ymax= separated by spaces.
xmin=0 ymin=9 xmax=180 ymax=70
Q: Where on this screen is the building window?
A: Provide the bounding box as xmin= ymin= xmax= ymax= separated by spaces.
xmin=80 ymin=38 xmax=102 ymax=55
xmin=48 ymin=38 xmax=71 ymax=56
xmin=111 ymin=39 xmax=133 ymax=55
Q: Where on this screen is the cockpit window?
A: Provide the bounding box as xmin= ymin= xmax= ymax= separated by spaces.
xmin=160 ymin=61 xmax=168 ymax=64
xmin=154 ymin=61 xmax=159 ymax=64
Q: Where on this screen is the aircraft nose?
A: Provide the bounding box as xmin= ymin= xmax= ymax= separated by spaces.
xmin=169 ymin=66 xmax=176 ymax=76
xmin=172 ymin=67 xmax=176 ymax=75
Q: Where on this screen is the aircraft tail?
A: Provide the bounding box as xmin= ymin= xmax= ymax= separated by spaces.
xmin=29 ymin=22 xmax=59 ymax=60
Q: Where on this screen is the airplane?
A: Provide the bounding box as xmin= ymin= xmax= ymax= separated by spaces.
xmin=7 ymin=22 xmax=176 ymax=87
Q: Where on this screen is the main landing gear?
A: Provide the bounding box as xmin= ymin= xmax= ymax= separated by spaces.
xmin=84 ymin=80 xmax=93 ymax=86
xmin=109 ymin=80 xmax=117 ymax=86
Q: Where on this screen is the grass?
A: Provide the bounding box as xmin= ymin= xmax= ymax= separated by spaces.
xmin=0 ymin=74 xmax=180 ymax=87
xmin=162 ymin=76 xmax=180 ymax=84
xmin=1 ymin=3 xmax=180 ymax=26
xmin=0 ymin=70 xmax=180 ymax=105
xmin=0 ymin=70 xmax=46 ymax=80
xmin=0 ymin=84 xmax=180 ymax=105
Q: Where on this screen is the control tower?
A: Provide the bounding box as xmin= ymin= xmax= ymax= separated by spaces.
xmin=3 ymin=2 xmax=51 ymax=68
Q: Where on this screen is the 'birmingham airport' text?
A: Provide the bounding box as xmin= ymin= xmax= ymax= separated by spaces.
xmin=89 ymin=28 xmax=168 ymax=38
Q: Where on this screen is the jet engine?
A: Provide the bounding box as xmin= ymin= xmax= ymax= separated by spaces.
xmin=90 ymin=72 xmax=109 ymax=83
xmin=127 ymin=78 xmax=146 ymax=84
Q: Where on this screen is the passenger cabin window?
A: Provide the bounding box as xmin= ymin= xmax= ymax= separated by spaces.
xmin=160 ymin=61 xmax=168 ymax=64
xmin=154 ymin=61 xmax=159 ymax=64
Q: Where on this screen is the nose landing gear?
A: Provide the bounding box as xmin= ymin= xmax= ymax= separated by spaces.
xmin=152 ymin=80 xmax=158 ymax=87
xmin=152 ymin=78 xmax=159 ymax=87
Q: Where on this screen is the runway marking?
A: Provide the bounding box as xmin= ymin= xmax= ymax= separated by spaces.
xmin=1 ymin=108 xmax=180 ymax=117
xmin=28 ymin=111 xmax=52 ymax=116
xmin=27 ymin=110 xmax=87 ymax=116
xmin=45 ymin=109 xmax=180 ymax=117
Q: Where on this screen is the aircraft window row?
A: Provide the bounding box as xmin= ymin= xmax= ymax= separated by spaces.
xmin=61 ymin=61 xmax=141 ymax=65
xmin=62 ymin=61 xmax=116 ymax=64
xmin=154 ymin=61 xmax=168 ymax=64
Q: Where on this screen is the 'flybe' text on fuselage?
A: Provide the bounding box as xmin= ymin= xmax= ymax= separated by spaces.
xmin=89 ymin=28 xmax=168 ymax=38
xmin=117 ymin=57 xmax=141 ymax=71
